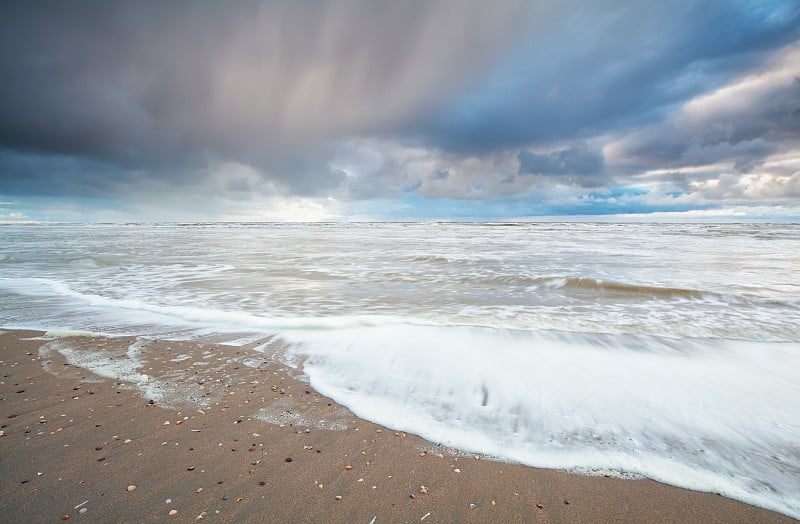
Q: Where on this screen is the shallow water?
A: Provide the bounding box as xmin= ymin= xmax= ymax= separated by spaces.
xmin=1 ymin=222 xmax=799 ymax=517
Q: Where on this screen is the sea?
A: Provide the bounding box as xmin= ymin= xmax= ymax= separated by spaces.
xmin=1 ymin=222 xmax=798 ymax=517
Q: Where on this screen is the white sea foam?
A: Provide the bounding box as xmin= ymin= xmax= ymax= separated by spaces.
xmin=283 ymin=324 xmax=800 ymax=518
xmin=39 ymin=338 xmax=165 ymax=403
xmin=1 ymin=222 xmax=798 ymax=517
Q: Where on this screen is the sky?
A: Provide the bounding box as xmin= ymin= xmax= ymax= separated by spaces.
xmin=1 ymin=1 xmax=799 ymax=222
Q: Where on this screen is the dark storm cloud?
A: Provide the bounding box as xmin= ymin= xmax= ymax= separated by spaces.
xmin=423 ymin=1 xmax=800 ymax=153
xmin=518 ymin=145 xmax=606 ymax=187
xmin=0 ymin=0 xmax=799 ymax=219
xmin=0 ymin=1 xmax=529 ymax=197
xmin=612 ymin=62 xmax=800 ymax=175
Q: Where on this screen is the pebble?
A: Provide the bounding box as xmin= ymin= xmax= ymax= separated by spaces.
xmin=468 ymin=503 xmax=477 ymax=509
xmin=126 ymin=485 xmax=137 ymax=492
xmin=195 ymin=487 xmax=204 ymax=493
xmin=285 ymin=457 xmax=293 ymax=463
xmin=259 ymin=480 xmax=266 ymax=486
xmin=335 ymin=495 xmax=342 ymax=501
xmin=419 ymin=485 xmax=428 ymax=494
xmin=61 ymin=514 xmax=70 ymax=520
xmin=564 ymin=499 xmax=570 ymax=505
xmin=79 ymin=508 xmax=88 ymax=515
xmin=536 ymin=503 xmax=544 ymax=509
xmin=169 ymin=509 xmax=178 ymax=516
xmin=344 ymin=465 xmax=352 ymax=470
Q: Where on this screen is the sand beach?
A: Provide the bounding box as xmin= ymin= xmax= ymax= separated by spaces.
xmin=1 ymin=329 xmax=793 ymax=523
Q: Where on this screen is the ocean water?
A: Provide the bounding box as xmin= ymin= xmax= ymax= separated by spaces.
xmin=1 ymin=222 xmax=799 ymax=517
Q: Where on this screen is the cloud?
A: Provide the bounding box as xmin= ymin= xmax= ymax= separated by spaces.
xmin=600 ymin=42 xmax=800 ymax=211
xmin=422 ymin=1 xmax=800 ymax=153
xmin=607 ymin=43 xmax=800 ymax=170
xmin=517 ymin=145 xmax=606 ymax=187
xmin=0 ymin=1 xmax=798 ymax=220
xmin=0 ymin=1 xmax=530 ymax=194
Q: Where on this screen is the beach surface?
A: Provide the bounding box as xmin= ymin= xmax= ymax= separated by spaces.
xmin=0 ymin=329 xmax=794 ymax=523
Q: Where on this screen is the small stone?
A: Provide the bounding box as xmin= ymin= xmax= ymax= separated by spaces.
xmin=285 ymin=457 xmax=293 ymax=463
xmin=318 ymin=484 xmax=323 ymax=489
xmin=453 ymin=468 xmax=461 ymax=473
xmin=0 ymin=430 xmax=6 ymax=437
xmin=79 ymin=508 xmax=88 ymax=514
xmin=491 ymin=500 xmax=496 ymax=506
xmin=168 ymin=510 xmax=178 ymax=516
xmin=409 ymin=494 xmax=416 ymax=499
xmin=344 ymin=465 xmax=352 ymax=470
xmin=335 ymin=495 xmax=342 ymax=501
xmin=419 ymin=485 xmax=428 ymax=494
xmin=536 ymin=503 xmax=544 ymax=509
xmin=258 ymin=480 xmax=266 ymax=486
xmin=195 ymin=487 xmax=204 ymax=493
xmin=563 ymin=499 xmax=570 ymax=505
xmin=187 ymin=466 xmax=195 ymax=471
xmin=61 ymin=514 xmax=70 ymax=520
xmin=126 ymin=485 xmax=137 ymax=492
xmin=468 ymin=503 xmax=477 ymax=509
xmin=222 ymin=495 xmax=229 ymax=501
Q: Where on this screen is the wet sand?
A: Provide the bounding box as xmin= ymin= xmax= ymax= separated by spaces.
xmin=0 ymin=329 xmax=794 ymax=523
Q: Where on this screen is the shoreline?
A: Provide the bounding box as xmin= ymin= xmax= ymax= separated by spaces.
xmin=0 ymin=328 xmax=794 ymax=523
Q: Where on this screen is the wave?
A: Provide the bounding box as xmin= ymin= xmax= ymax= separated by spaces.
xmin=2 ymin=277 xmax=402 ymax=332
xmin=2 ymin=276 xmax=799 ymax=517
xmin=551 ymin=277 xmax=705 ymax=298
xmin=283 ymin=325 xmax=800 ymax=519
